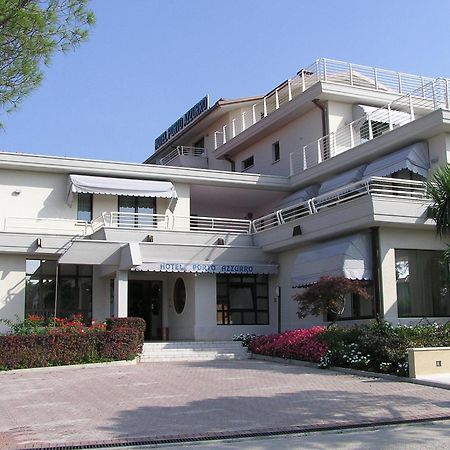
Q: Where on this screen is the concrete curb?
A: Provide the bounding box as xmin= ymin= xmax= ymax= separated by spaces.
xmin=250 ymin=353 xmax=450 ymax=391
xmin=0 ymin=358 xmax=138 ymax=375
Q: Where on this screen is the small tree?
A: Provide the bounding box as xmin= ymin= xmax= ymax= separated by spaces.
xmin=293 ymin=276 xmax=370 ymax=328
xmin=426 ymin=164 xmax=450 ymax=261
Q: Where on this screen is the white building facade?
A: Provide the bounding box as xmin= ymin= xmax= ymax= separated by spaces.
xmin=1 ymin=58 xmax=449 ymax=339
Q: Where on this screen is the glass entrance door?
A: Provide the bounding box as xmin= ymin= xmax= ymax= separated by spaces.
xmin=128 ymin=280 xmax=163 ymax=340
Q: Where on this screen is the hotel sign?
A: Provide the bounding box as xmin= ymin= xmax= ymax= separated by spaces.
xmin=154 ymin=96 xmax=209 ymax=151
xmin=132 ymin=262 xmax=278 ymax=275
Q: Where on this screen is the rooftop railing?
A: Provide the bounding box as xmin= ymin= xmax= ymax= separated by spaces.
xmin=2 ymin=216 xmax=89 ymax=235
xmin=159 ymin=146 xmax=207 ymax=166
xmin=290 ymin=78 xmax=450 ymax=176
xmin=213 ymin=58 xmax=438 ymax=150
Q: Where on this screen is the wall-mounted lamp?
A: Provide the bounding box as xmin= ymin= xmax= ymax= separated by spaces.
xmin=36 ymin=238 xmax=42 ymax=248
xmin=217 ymin=237 xmax=225 ymax=245
xmin=143 ymin=235 xmax=154 ymax=242
xmin=12 ymin=189 xmax=21 ymax=196
xmin=292 ymin=225 xmax=302 ymax=236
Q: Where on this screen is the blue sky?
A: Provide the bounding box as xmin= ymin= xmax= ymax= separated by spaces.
xmin=1 ymin=0 xmax=450 ymax=163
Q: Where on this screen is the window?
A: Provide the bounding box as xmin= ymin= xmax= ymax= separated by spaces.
xmin=77 ymin=193 xmax=92 ymax=222
xmin=25 ymin=260 xmax=92 ymax=321
xmin=395 ymin=249 xmax=450 ymax=317
xmin=272 ymin=141 xmax=280 ymax=163
xmin=173 ymin=278 xmax=186 ymax=314
xmin=327 ymin=286 xmax=375 ymax=321
xmin=242 ymin=156 xmax=254 ymax=171
xmin=217 ymin=274 xmax=269 ymax=325
xmin=193 ymin=137 xmax=205 ymax=149
xmin=118 ymin=196 xmax=156 ymax=227
xmin=360 ymin=120 xmax=390 ymax=141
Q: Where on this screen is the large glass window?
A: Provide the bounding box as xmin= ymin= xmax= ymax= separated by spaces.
xmin=118 ymin=196 xmax=156 ymax=227
xmin=327 ymin=286 xmax=375 ymax=322
xmin=395 ymin=249 xmax=450 ymax=317
xmin=217 ymin=274 xmax=269 ymax=325
xmin=25 ymin=260 xmax=93 ymax=321
xmin=77 ymin=193 xmax=93 ymax=222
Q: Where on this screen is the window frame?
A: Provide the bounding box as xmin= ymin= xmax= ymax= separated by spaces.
xmin=216 ymin=274 xmax=269 ymax=325
xmin=241 ymin=155 xmax=254 ymax=172
xmin=77 ymin=193 xmax=93 ymax=222
xmin=272 ymin=141 xmax=280 ymax=163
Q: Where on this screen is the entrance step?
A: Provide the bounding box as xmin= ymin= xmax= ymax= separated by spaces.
xmin=140 ymin=341 xmax=250 ymax=362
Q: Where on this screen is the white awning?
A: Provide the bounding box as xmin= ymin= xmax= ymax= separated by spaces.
xmin=318 ymin=165 xmax=366 ymax=195
xmin=278 ymin=185 xmax=319 ymax=209
xmin=67 ymin=174 xmax=177 ymax=205
xmin=363 ymin=142 xmax=430 ymax=178
xmin=291 ymin=233 xmax=372 ymax=288
xmin=133 ymin=262 xmax=278 ymax=275
xmin=353 ymin=104 xmax=411 ymax=127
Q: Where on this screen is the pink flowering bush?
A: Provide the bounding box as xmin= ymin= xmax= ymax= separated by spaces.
xmin=248 ymin=327 xmax=328 ymax=362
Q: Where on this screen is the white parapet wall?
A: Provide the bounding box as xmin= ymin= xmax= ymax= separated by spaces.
xmin=407 ymin=347 xmax=450 ymax=378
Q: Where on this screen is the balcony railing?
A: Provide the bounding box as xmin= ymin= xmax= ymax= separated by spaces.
xmin=96 ymin=212 xmax=252 ymax=234
xmin=1 ymin=178 xmax=430 ymax=239
xmin=252 ymin=177 xmax=429 ymax=233
xmin=1 ymin=216 xmax=89 ymax=235
xmin=213 ymin=58 xmax=438 ymax=150
xmin=159 ymin=146 xmax=207 ymax=166
xmin=290 ymin=78 xmax=450 ymax=176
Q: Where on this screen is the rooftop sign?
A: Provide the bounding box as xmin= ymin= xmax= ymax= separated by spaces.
xmin=154 ymin=96 xmax=209 ymax=151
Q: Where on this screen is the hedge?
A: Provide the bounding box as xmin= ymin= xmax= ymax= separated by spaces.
xmin=0 ymin=324 xmax=144 ymax=370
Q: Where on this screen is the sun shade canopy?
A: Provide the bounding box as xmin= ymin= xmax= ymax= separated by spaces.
xmin=291 ymin=233 xmax=372 ymax=288
xmin=363 ymin=142 xmax=430 ymax=178
xmin=318 ymin=165 xmax=366 ymax=195
xmin=353 ymin=104 xmax=411 ymax=127
xmin=67 ymin=174 xmax=177 ymax=205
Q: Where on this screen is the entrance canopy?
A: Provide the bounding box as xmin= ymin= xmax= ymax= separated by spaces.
xmin=67 ymin=174 xmax=177 ymax=205
xmin=363 ymin=142 xmax=430 ymax=178
xmin=133 ymin=262 xmax=278 ymax=275
xmin=291 ymin=233 xmax=372 ymax=288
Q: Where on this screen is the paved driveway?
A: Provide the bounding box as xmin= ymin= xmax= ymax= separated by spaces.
xmin=1 ymin=359 xmax=450 ymax=449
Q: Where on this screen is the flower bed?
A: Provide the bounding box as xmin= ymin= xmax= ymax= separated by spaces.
xmin=248 ymin=327 xmax=328 ymax=362
xmin=247 ymin=320 xmax=450 ymax=377
xmin=0 ymin=315 xmax=145 ymax=370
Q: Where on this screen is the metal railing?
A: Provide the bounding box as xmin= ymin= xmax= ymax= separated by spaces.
xmin=159 ymin=146 xmax=207 ymax=166
xmin=102 ymin=212 xmax=170 ymax=229
xmin=290 ymin=78 xmax=450 ymax=176
xmin=1 ymin=178 xmax=430 ymax=238
xmin=213 ymin=58 xmax=438 ymax=150
xmin=252 ymin=177 xmax=429 ymax=233
xmin=2 ymin=216 xmax=89 ymax=235
xmin=95 ymin=212 xmax=252 ymax=234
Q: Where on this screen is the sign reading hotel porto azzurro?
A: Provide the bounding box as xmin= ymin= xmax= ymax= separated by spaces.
xmin=155 ymin=96 xmax=209 ymax=150
xmin=159 ymin=263 xmax=254 ymax=274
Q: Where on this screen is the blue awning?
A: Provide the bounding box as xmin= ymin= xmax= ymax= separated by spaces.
xmin=291 ymin=233 xmax=373 ymax=288
xmin=363 ymin=142 xmax=430 ymax=178
xmin=318 ymin=165 xmax=366 ymax=195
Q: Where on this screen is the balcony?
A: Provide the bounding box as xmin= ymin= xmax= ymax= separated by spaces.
xmin=158 ymin=146 xmax=208 ymax=168
xmin=289 ymin=78 xmax=450 ymax=176
xmin=213 ymin=58 xmax=438 ymax=151
xmin=0 ymin=178 xmax=432 ymax=244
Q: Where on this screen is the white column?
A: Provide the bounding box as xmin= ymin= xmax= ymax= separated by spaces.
xmin=114 ymin=270 xmax=128 ymax=317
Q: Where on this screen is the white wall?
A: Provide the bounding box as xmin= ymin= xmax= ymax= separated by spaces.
xmin=0 ymin=169 xmax=75 ymax=220
xmin=327 ymin=101 xmax=353 ymax=133
xmin=233 ymin=108 xmax=322 ymax=176
xmin=379 ymin=227 xmax=447 ymax=323
xmin=0 ymin=255 xmax=25 ymax=333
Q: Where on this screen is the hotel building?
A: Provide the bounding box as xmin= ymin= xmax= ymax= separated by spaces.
xmin=1 ymin=58 xmax=449 ymax=340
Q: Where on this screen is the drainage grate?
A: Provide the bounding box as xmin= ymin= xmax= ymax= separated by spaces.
xmin=16 ymin=415 xmax=450 ymax=450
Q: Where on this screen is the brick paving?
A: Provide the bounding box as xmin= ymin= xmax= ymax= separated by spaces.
xmin=0 ymin=359 xmax=450 ymax=449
